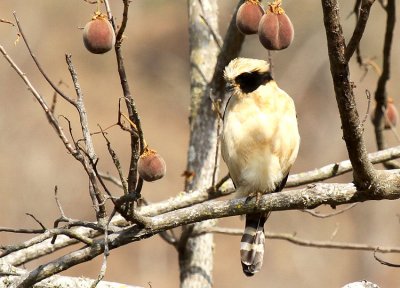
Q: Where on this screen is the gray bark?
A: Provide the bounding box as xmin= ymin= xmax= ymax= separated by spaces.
xmin=179 ymin=1 xmax=221 ymax=287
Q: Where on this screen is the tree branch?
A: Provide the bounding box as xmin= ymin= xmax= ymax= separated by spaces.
xmin=12 ymin=12 xmax=76 ymax=106
xmin=345 ymin=0 xmax=375 ymax=62
xmin=65 ymin=54 xmax=106 ymax=220
xmin=321 ymin=0 xmax=377 ymax=189
xmin=6 ymin=170 xmax=400 ymax=285
xmin=373 ymin=0 xmax=396 ymax=158
xmin=204 ymin=227 xmax=400 ymax=254
xmin=287 ymin=145 xmax=400 ymax=187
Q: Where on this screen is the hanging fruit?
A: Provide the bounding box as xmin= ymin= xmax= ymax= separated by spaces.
xmin=371 ymin=97 xmax=399 ymax=129
xmin=236 ymin=0 xmax=264 ymax=35
xmin=138 ymin=148 xmax=167 ymax=182
xmin=258 ymin=0 xmax=294 ymax=50
xmin=83 ymin=12 xmax=115 ymax=54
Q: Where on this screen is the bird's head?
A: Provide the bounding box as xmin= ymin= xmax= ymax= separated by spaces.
xmin=224 ymin=58 xmax=273 ymax=94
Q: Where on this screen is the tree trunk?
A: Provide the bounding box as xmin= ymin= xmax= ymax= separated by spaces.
xmin=179 ymin=1 xmax=220 ymax=287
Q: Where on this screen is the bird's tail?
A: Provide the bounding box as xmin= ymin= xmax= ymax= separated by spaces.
xmin=240 ymin=212 xmax=269 ymax=276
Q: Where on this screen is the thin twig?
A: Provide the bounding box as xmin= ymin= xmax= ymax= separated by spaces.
xmin=373 ymin=0 xmax=396 ymax=170
xmin=50 ymin=80 xmax=68 ymax=114
xmin=302 ymin=203 xmax=358 ymax=218
xmin=0 ymin=18 xmax=15 ymax=26
xmin=99 ymin=125 xmax=128 ymax=194
xmin=90 ymin=224 xmax=110 ymax=288
xmin=345 ymin=0 xmax=375 ymax=62
xmin=199 ymin=14 xmax=223 ymax=49
xmin=0 ymin=227 xmax=44 ymax=234
xmin=361 ymin=89 xmax=372 ymax=130
xmin=25 ymin=214 xmax=46 ymax=231
xmin=287 ymin=145 xmax=400 ymax=187
xmin=109 ymin=0 xmax=145 ymax=196
xmin=0 ymin=45 xmax=80 ymax=159
xmin=205 ymin=227 xmax=400 ymax=254
xmin=98 ymin=171 xmax=123 ymax=188
xmin=65 ymin=54 xmax=106 ymax=220
xmin=13 ymin=12 xmax=76 ymax=106
xmin=374 ymin=250 xmax=400 ymax=267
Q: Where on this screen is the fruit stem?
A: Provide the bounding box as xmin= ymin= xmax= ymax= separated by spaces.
xmin=247 ymin=0 xmax=261 ymax=4
xmin=268 ymin=0 xmax=285 ymax=14
xmin=97 ymin=0 xmax=101 ymax=14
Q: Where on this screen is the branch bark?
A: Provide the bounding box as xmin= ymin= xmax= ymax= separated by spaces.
xmin=179 ymin=1 xmax=221 ymax=287
xmin=5 ymin=170 xmax=400 ymax=286
xmin=373 ymin=0 xmax=396 ymax=156
xmin=321 ymin=0 xmax=377 ymax=189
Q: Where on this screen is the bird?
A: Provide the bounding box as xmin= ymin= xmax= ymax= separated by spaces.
xmin=221 ymin=57 xmax=300 ymax=276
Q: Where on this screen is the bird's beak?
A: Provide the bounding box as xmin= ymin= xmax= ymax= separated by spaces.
xmin=226 ymin=82 xmax=235 ymax=92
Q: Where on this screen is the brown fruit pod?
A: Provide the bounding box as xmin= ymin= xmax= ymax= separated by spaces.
xmin=371 ymin=97 xmax=398 ymax=129
xmin=83 ymin=14 xmax=116 ymax=54
xmin=385 ymin=100 xmax=399 ymax=129
xmin=138 ymin=149 xmax=166 ymax=182
xmin=258 ymin=4 xmax=294 ymax=50
xmin=236 ymin=1 xmax=264 ymax=35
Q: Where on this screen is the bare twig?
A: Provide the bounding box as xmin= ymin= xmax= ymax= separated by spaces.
xmin=287 ymin=145 xmax=400 ymax=187
xmin=13 ymin=12 xmax=76 ymax=106
xmin=50 ymin=80 xmax=68 ymax=114
xmin=98 ymin=172 xmax=123 ymax=188
xmin=199 ymin=14 xmax=223 ymax=49
xmin=99 ymin=126 xmax=128 ymax=194
xmin=0 ymin=45 xmax=80 ymax=159
xmin=374 ymin=250 xmax=400 ymax=267
xmin=90 ymin=225 xmax=110 ymax=288
xmin=54 ymin=186 xmax=66 ymax=218
xmin=345 ymin=0 xmax=375 ymax=62
xmin=0 ymin=18 xmax=15 ymax=26
xmin=65 ymin=54 xmax=106 ymax=220
xmin=25 ymin=214 xmax=46 ymax=231
xmin=205 ymin=227 xmax=400 ymax=254
xmin=373 ymin=0 xmax=396 ymax=168
xmin=302 ymin=203 xmax=358 ymax=218
xmin=107 ymin=0 xmax=145 ymax=196
xmin=0 ymin=227 xmax=44 ymax=234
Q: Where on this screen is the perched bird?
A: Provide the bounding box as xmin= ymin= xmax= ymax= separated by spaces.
xmin=221 ymin=58 xmax=300 ymax=276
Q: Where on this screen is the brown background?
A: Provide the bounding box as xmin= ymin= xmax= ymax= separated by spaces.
xmin=1 ymin=1 xmax=400 ymax=287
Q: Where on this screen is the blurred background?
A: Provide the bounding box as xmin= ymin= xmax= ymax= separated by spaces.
xmin=0 ymin=1 xmax=400 ymax=287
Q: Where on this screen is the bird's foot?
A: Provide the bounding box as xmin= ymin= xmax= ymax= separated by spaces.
xmin=246 ymin=191 xmax=263 ymax=207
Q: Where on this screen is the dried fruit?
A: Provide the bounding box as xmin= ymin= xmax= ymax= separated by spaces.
xmin=83 ymin=13 xmax=115 ymax=54
xmin=371 ymin=97 xmax=398 ymax=129
xmin=236 ymin=0 xmax=264 ymax=35
xmin=258 ymin=1 xmax=294 ymax=50
xmin=138 ymin=149 xmax=166 ymax=182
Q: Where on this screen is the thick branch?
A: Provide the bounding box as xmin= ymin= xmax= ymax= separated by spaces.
xmin=321 ymin=0 xmax=377 ymax=189
xmin=8 ymin=170 xmax=400 ymax=286
xmin=1 ymin=272 xmax=142 ymax=288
